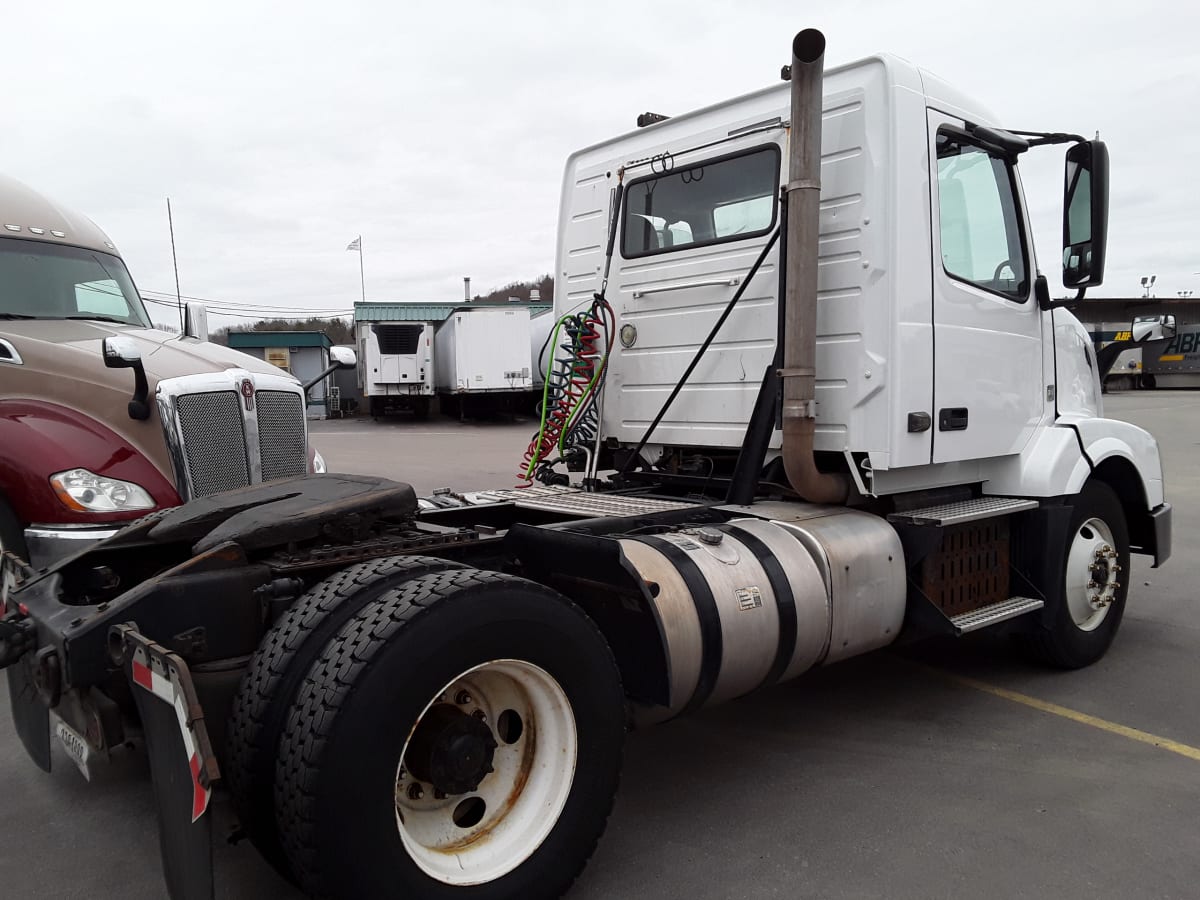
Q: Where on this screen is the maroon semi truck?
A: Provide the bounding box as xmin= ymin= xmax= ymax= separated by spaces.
xmin=0 ymin=174 xmax=350 ymax=572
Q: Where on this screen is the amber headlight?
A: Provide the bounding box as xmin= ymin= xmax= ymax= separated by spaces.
xmin=50 ymin=468 xmax=155 ymax=512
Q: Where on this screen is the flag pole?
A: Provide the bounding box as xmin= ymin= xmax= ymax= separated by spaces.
xmin=358 ymin=236 xmax=365 ymax=302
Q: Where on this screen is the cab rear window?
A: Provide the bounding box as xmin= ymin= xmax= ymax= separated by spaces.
xmin=621 ymin=145 xmax=780 ymax=258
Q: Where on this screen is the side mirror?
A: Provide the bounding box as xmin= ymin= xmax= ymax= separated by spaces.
xmin=102 ymin=336 xmax=142 ymax=367
xmin=183 ymin=301 xmax=209 ymax=342
xmin=102 ymin=336 xmax=150 ymax=420
xmin=330 ymin=346 xmax=357 ymax=369
xmin=1062 ymin=140 xmax=1109 ymax=289
xmin=302 ymin=346 xmax=358 ymax=395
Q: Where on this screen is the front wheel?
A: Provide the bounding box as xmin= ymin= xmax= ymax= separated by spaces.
xmin=275 ymin=569 xmax=625 ymax=900
xmin=1024 ymin=480 xmax=1130 ymax=668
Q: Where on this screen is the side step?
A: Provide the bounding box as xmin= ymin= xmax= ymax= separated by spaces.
xmin=888 ymin=497 xmax=1038 ymax=527
xmin=949 ymin=596 xmax=1044 ymax=634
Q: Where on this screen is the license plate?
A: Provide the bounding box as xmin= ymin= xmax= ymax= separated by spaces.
xmin=53 ymin=716 xmax=92 ymax=781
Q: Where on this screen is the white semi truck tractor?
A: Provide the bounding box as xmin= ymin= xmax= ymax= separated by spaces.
xmin=0 ymin=29 xmax=1170 ymax=900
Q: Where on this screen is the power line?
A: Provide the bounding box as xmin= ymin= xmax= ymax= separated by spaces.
xmin=140 ymin=295 xmax=352 ymax=316
xmin=140 ymin=295 xmax=352 ymax=319
xmin=141 ymin=288 xmax=355 ymax=315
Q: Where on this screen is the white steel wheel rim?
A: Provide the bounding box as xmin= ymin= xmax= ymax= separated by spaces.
xmin=1064 ymin=516 xmax=1119 ymax=632
xmin=394 ymin=659 xmax=578 ymax=886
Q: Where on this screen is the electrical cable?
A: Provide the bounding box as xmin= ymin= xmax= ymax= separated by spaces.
xmin=518 ymin=295 xmax=613 ymax=484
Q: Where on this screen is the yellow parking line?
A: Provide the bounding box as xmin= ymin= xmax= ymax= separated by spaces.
xmin=929 ymin=668 xmax=1200 ymax=763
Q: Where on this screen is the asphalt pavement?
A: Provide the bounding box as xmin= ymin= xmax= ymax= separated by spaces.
xmin=2 ymin=392 xmax=1197 ymax=899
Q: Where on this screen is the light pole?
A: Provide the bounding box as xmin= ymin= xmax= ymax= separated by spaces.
xmin=1140 ymin=274 xmax=1157 ymax=298
xmin=1178 ymin=290 xmax=1194 ymax=299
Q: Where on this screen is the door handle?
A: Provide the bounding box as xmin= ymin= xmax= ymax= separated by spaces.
xmin=938 ymin=408 xmax=969 ymax=431
xmin=631 ymin=277 xmax=740 ymax=299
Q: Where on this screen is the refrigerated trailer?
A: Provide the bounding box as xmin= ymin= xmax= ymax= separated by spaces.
xmin=356 ymin=320 xmax=436 ymax=418
xmin=0 ymin=29 xmax=1172 ymax=900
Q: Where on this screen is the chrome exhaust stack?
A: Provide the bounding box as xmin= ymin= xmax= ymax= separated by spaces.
xmin=780 ymin=29 xmax=849 ymax=504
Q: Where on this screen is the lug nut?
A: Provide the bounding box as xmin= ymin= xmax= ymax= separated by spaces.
xmin=455 ymin=690 xmax=472 ymax=706
xmin=408 ymin=784 xmax=424 ymax=801
xmin=472 ymin=709 xmax=487 ymax=722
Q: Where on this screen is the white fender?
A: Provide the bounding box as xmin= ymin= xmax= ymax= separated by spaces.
xmin=984 ymin=415 xmax=1163 ymax=508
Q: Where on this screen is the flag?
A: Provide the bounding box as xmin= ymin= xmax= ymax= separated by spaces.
xmin=346 ymin=237 xmax=361 ymax=252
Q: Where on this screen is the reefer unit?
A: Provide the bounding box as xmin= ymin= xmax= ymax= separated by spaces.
xmin=357 ymin=321 xmax=436 ymax=417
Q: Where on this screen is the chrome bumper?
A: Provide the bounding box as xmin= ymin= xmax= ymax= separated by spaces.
xmin=23 ymin=525 xmax=121 ymax=570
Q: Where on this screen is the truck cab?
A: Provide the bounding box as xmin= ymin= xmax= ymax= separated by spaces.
xmin=0 ymin=175 xmax=322 ymax=569
xmin=554 ymin=51 xmax=1165 ymax=548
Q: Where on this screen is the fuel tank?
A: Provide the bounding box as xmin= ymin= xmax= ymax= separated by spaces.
xmin=619 ymin=507 xmax=905 ymax=721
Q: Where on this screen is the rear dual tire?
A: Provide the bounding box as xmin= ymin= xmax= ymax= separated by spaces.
xmin=225 ymin=555 xmax=466 ymax=878
xmin=274 ymin=569 xmax=625 ymax=900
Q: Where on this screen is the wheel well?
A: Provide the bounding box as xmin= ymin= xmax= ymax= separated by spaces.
xmin=1091 ymin=457 xmax=1154 ymax=555
xmin=504 ymin=526 xmax=671 ymax=708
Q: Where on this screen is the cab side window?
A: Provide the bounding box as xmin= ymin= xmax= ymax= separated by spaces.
xmin=621 ymin=145 xmax=779 ymax=258
xmin=936 ymin=131 xmax=1029 ymax=301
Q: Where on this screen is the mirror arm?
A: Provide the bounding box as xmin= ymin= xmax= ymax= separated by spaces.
xmin=127 ymin=361 xmax=151 ymax=420
xmin=1010 ymin=129 xmax=1087 ymax=148
xmin=302 ymin=363 xmax=340 ymax=395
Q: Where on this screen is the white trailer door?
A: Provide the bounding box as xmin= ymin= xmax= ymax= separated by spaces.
xmin=928 ymin=112 xmax=1044 ymax=464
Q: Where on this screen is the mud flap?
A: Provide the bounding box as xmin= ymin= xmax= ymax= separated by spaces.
xmin=5 ymin=657 xmax=52 ymax=772
xmin=116 ymin=624 xmax=219 ymax=900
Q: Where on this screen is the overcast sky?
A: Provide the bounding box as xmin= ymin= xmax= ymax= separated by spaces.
xmin=5 ymin=1 xmax=1198 ymax=330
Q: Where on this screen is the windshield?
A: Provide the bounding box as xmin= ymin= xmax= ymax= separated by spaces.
xmin=0 ymin=238 xmax=151 ymax=326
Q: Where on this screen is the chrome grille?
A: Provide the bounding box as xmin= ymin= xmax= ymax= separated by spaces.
xmin=256 ymin=390 xmax=307 ymax=482
xmin=175 ymin=391 xmax=251 ymax=496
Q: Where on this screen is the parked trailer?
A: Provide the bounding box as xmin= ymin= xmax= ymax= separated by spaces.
xmin=1091 ymin=316 xmax=1200 ymax=390
xmin=435 ymin=305 xmax=535 ymax=414
xmin=356 ymin=320 xmax=436 ymax=418
xmin=0 ymin=29 xmax=1172 ymax=900
xmin=1140 ymin=319 xmax=1200 ymax=388
xmin=530 ymin=308 xmax=556 ymax=386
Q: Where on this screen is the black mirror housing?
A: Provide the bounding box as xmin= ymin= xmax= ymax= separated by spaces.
xmin=1062 ymin=140 xmax=1109 ymax=289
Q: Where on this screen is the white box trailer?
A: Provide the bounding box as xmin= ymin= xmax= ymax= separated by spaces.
xmin=434 ymin=306 xmax=535 ymax=412
xmin=530 ymin=308 xmax=556 ymax=386
xmin=356 ymin=320 xmax=435 ymax=418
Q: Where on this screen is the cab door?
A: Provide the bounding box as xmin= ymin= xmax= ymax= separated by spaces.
xmin=928 ymin=112 xmax=1044 ymax=463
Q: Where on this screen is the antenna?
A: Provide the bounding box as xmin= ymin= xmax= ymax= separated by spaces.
xmin=167 ymin=198 xmax=183 ymax=329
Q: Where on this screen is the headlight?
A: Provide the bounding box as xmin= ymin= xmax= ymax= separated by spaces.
xmin=312 ymin=449 xmax=327 ymax=474
xmin=50 ymin=469 xmax=155 ymax=512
